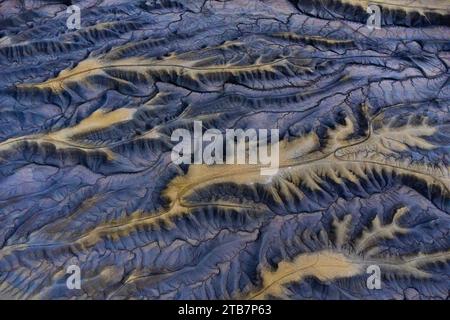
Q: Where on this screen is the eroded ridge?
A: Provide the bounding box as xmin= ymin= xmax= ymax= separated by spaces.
xmin=0 ymin=0 xmax=448 ymax=300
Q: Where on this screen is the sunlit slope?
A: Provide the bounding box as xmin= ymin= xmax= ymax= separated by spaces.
xmin=0 ymin=0 xmax=449 ymax=299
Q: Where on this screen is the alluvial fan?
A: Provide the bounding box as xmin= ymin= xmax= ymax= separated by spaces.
xmin=0 ymin=0 xmax=449 ymax=299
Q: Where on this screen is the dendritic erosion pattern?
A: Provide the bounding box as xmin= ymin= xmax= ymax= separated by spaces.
xmin=0 ymin=0 xmax=449 ymax=299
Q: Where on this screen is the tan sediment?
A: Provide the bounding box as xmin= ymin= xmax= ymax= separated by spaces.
xmin=64 ymin=115 xmax=449 ymax=247
xmin=0 ymin=108 xmax=136 ymax=159
xmin=248 ymin=251 xmax=362 ymax=299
